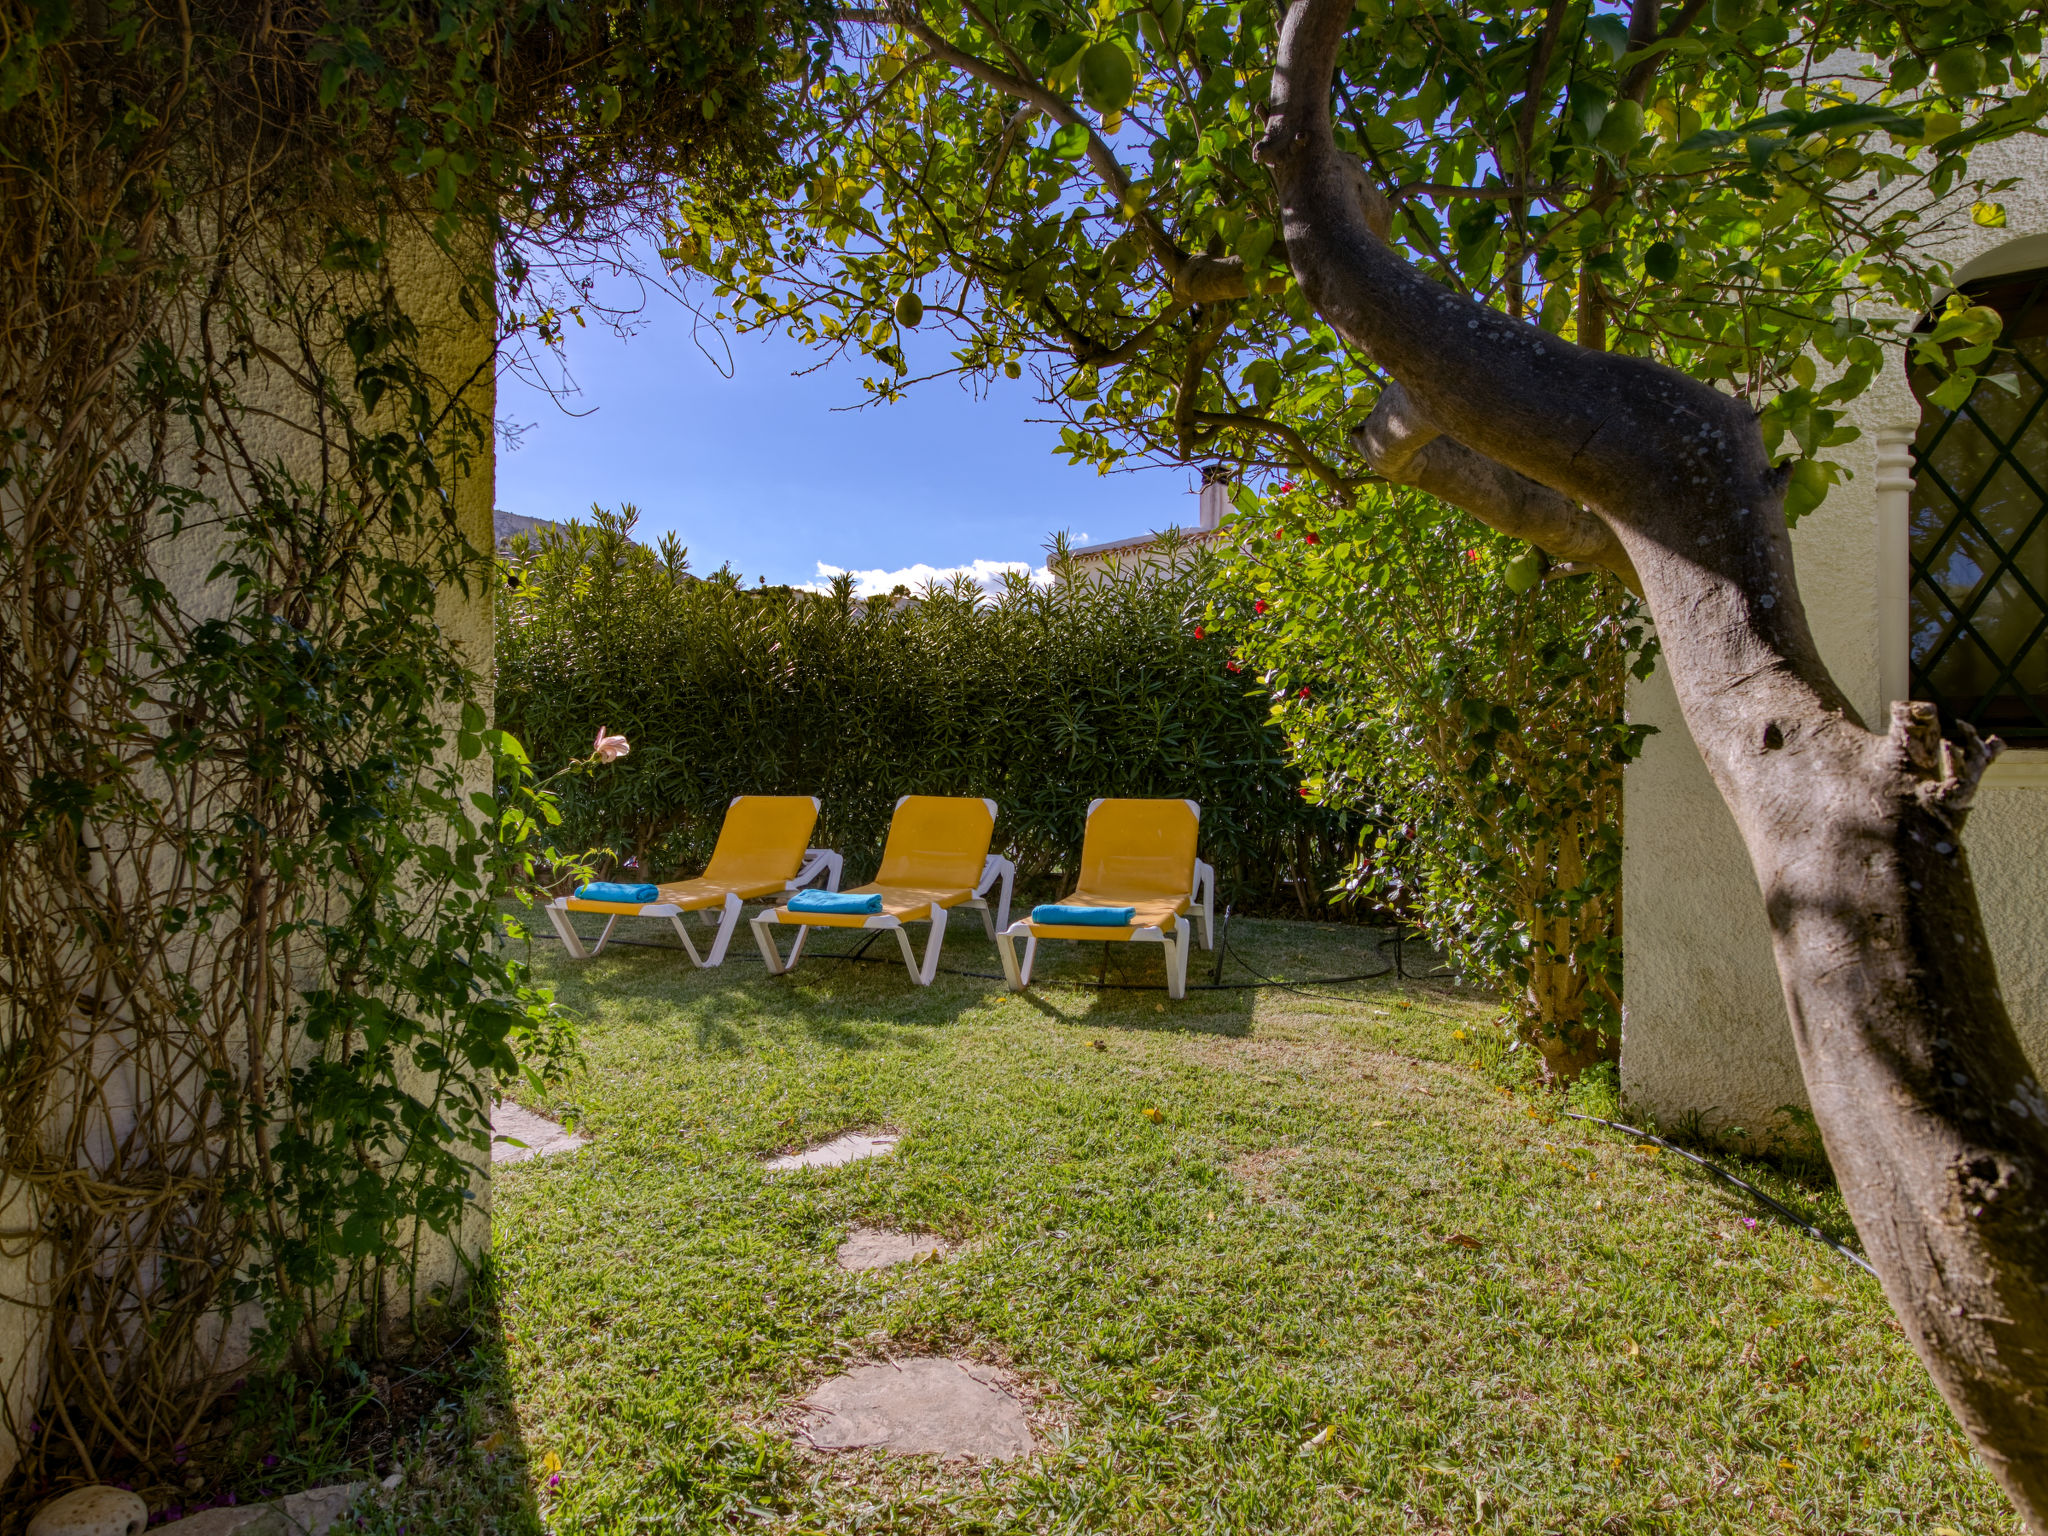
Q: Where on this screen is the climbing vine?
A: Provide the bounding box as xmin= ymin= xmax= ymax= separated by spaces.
xmin=0 ymin=0 xmax=829 ymax=1491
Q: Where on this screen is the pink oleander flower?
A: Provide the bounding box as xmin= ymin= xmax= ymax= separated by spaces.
xmin=592 ymin=727 xmax=631 ymax=762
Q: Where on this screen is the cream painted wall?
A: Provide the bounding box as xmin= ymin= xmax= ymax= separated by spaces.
xmin=1621 ymin=134 xmax=2048 ymax=1137
xmin=0 ymin=231 xmax=496 ymax=1488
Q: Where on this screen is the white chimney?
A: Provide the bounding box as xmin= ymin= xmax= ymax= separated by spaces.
xmin=1197 ymin=470 xmax=1230 ymax=531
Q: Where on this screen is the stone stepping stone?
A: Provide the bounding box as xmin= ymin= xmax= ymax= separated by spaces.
xmin=799 ymin=1357 xmax=1034 ymax=1461
xmin=42 ymin=1482 xmax=373 ymax=1536
xmin=26 ymin=1487 xmax=145 ymax=1536
xmin=835 ymin=1227 xmax=948 ymax=1271
xmin=492 ymin=1101 xmax=588 ymax=1164
xmin=764 ymin=1131 xmax=899 ymax=1172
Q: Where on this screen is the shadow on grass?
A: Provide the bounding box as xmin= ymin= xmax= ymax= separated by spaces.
xmin=520 ymin=913 xmax=1436 ymax=1056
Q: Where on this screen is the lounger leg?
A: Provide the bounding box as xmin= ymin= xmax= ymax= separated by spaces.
xmin=898 ymin=907 xmax=947 ymax=986
xmin=587 ymin=915 xmax=619 ymax=957
xmin=703 ymin=893 xmax=744 ymax=967
xmin=1195 ymin=860 xmax=1216 ymax=951
xmin=667 ymin=914 xmax=706 ymax=967
xmin=754 ymin=916 xmax=810 ymax=976
xmin=544 ymin=903 xmax=590 ymax=961
xmin=893 ymin=925 xmax=921 ymax=980
xmin=974 ymin=898 xmax=997 ymax=943
xmin=995 ymin=928 xmax=1026 ymax=991
xmin=752 ymin=913 xmax=788 ymax=974
xmin=1166 ymin=928 xmax=1189 ymax=1000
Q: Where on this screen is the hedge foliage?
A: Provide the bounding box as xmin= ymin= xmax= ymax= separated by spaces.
xmin=494 ymin=508 xmax=1357 ymax=906
xmin=1211 ymin=484 xmax=1649 ymax=1077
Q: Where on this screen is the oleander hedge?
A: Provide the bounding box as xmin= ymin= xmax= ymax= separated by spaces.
xmin=493 ymin=508 xmax=1360 ymax=908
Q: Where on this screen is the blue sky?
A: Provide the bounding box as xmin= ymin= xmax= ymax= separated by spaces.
xmin=493 ymin=264 xmax=1194 ymax=592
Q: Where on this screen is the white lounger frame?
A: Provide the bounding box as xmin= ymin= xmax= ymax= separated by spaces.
xmin=751 ymin=853 xmax=1016 ymax=987
xmin=545 ymin=846 xmax=843 ymax=966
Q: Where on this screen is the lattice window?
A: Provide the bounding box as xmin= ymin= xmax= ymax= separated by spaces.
xmin=1909 ymin=265 xmax=2048 ymax=744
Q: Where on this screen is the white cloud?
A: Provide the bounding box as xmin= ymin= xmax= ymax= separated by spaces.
xmin=800 ymin=558 xmax=1053 ymax=597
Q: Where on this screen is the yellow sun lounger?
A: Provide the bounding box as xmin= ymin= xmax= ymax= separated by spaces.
xmin=751 ymin=795 xmax=1015 ymax=986
xmin=544 ymin=795 xmax=842 ymax=967
xmin=994 ymin=798 xmax=1215 ymax=999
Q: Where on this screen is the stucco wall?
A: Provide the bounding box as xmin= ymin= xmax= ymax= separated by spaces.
xmin=1621 ymin=133 xmax=2048 ymax=1138
xmin=0 ymin=231 xmax=496 ymax=1488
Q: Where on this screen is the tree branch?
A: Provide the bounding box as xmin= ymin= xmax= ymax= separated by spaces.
xmin=1351 ymin=383 xmax=1640 ymax=592
xmin=1173 ymin=307 xmax=1226 ymax=457
xmin=876 ymin=2 xmax=1227 ymax=302
xmin=1191 ymin=409 xmax=1359 ymax=497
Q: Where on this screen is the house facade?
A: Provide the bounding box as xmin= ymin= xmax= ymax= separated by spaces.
xmin=1060 ymin=472 xmax=1232 ymax=577
xmin=1622 ymin=134 xmax=2048 ymax=1138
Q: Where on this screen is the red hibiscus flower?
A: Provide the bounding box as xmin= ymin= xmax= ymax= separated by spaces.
xmin=1305 ymin=532 xmax=1319 ymax=545
xmin=1298 ymin=686 xmax=1311 ymax=698
xmin=1192 ymin=625 xmax=1206 ymax=639
xmin=1254 ymin=599 xmax=1268 ymax=614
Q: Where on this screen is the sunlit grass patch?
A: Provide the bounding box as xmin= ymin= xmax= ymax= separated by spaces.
xmin=379 ymin=917 xmax=2009 ymax=1535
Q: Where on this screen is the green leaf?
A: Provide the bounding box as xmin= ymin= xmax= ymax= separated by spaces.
xmin=1051 ymin=123 xmax=1089 ymax=160
xmin=1245 ymin=359 xmax=1283 ymax=409
xmin=1586 ymin=15 xmax=1629 ymax=60
xmin=1925 ymin=371 xmax=1977 ymax=412
xmin=1782 ymin=457 xmax=1837 ymax=522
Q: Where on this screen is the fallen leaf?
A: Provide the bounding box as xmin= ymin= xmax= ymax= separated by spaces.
xmin=1444 ymin=1233 xmax=1481 ymax=1250
xmin=1090 ymin=1040 xmax=1107 ymax=1052
xmin=1297 ymin=1425 xmax=1334 ymax=1453
xmin=474 ymin=1431 xmax=506 ymax=1455
xmin=540 ymin=1451 xmax=562 ymax=1475
xmin=1143 ymin=1106 xmax=1164 ymax=1122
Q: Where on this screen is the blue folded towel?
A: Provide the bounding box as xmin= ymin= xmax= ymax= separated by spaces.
xmin=1032 ymin=903 xmax=1136 ymax=926
xmin=788 ymin=889 xmax=883 ymax=915
xmin=575 ymin=881 xmax=660 ymax=904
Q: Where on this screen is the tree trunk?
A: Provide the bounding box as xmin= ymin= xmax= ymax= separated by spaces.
xmin=1254 ymin=0 xmax=2048 ymax=1525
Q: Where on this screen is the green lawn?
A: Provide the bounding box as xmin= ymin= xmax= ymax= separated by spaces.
xmin=372 ymin=916 xmax=2013 ymax=1535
